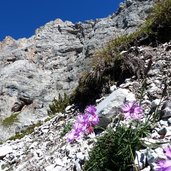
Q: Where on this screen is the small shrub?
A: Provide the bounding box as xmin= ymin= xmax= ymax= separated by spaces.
xmin=60 ymin=122 xmax=72 ymax=137
xmin=2 ymin=112 xmax=20 ymax=127
xmin=48 ymin=93 xmax=70 ymax=115
xmin=84 ymin=123 xmax=150 ymax=171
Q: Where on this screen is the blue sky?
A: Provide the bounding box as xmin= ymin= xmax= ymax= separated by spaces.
xmin=0 ymin=0 xmax=123 ymax=41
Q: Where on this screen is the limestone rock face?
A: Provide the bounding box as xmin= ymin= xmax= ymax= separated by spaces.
xmin=0 ymin=41 xmax=171 ymax=171
xmin=0 ymin=0 xmax=154 ymax=140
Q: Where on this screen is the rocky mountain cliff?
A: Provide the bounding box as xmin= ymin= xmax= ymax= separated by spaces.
xmin=0 ymin=0 xmax=154 ymax=140
xmin=0 ymin=25 xmax=171 ymax=171
xmin=1 ymin=0 xmax=171 ymax=170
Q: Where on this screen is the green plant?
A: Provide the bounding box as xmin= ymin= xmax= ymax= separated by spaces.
xmin=48 ymin=93 xmax=70 ymax=115
xmin=60 ymin=122 xmax=72 ymax=137
xmin=84 ymin=122 xmax=150 ymax=171
xmin=70 ymin=43 xmax=144 ymax=108
xmin=8 ymin=122 xmax=42 ymax=141
xmin=2 ymin=112 xmax=20 ymax=127
xmin=1 ymin=164 xmax=8 ymax=170
xmin=140 ymin=0 xmax=171 ymax=43
xmin=150 ymin=0 xmax=171 ymax=26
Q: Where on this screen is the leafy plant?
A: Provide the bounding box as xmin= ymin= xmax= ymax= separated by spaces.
xmin=84 ymin=122 xmax=150 ymax=171
xmin=48 ymin=93 xmax=70 ymax=115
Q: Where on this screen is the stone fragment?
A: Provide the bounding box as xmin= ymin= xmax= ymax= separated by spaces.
xmin=0 ymin=146 xmax=13 ymax=159
xmin=157 ymin=127 xmax=167 ymax=137
xmin=151 ymin=99 xmax=160 ymax=108
xmin=161 ymin=101 xmax=171 ymax=119
xmin=96 ymin=88 xmax=135 ymax=116
xmin=134 ymin=150 xmax=147 ymax=170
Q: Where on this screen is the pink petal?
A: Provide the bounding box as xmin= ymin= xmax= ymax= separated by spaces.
xmin=164 ymin=146 xmax=171 ymax=159
xmin=85 ymin=105 xmax=96 ymax=115
xmin=122 ymin=102 xmax=135 ymax=113
xmin=76 ymin=114 xmax=85 ymax=123
xmin=134 ymin=106 xmax=143 ymax=114
xmin=66 ymin=130 xmax=76 ymax=142
xmin=123 ymin=112 xmax=132 ymax=120
xmin=156 ymin=160 xmax=171 ymax=171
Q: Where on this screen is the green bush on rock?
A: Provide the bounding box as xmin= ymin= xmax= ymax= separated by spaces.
xmin=84 ymin=123 xmax=150 ymax=171
xmin=48 ymin=93 xmax=70 ymax=115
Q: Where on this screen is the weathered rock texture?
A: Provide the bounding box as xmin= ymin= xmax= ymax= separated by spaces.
xmin=0 ymin=0 xmax=154 ymax=140
xmin=0 ymin=41 xmax=171 ymax=171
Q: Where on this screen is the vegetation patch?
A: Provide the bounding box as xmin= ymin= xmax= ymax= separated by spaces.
xmin=70 ymin=34 xmax=145 ymax=108
xmin=48 ymin=93 xmax=70 ymax=115
xmin=70 ymin=0 xmax=171 ymax=108
xmin=60 ymin=122 xmax=72 ymax=137
xmin=8 ymin=122 xmax=42 ymax=141
xmin=84 ymin=123 xmax=150 ymax=171
xmin=145 ymin=0 xmax=171 ymax=43
xmin=2 ymin=112 xmax=20 ymax=127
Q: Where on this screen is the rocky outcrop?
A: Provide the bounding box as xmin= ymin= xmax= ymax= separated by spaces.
xmin=0 ymin=41 xmax=171 ymax=171
xmin=0 ymin=0 xmax=154 ymax=140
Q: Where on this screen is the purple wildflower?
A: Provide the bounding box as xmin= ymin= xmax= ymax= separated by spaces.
xmin=67 ymin=130 xmax=78 ymax=143
xmin=121 ymin=102 xmax=143 ymax=120
xmin=86 ymin=113 xmax=99 ymax=126
xmin=73 ymin=115 xmax=88 ymax=132
xmin=85 ymin=105 xmax=96 ymax=115
xmin=85 ymin=105 xmax=99 ymax=125
xmin=156 ymin=159 xmax=171 ymax=171
xmin=66 ymin=105 xmax=99 ymax=143
xmin=156 ymin=146 xmax=171 ymax=171
xmin=164 ymin=146 xmax=171 ymax=159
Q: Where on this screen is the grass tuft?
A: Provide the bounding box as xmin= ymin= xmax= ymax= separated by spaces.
xmin=2 ymin=112 xmax=20 ymax=127
xmin=8 ymin=122 xmax=42 ymax=141
xmin=47 ymin=93 xmax=70 ymax=115
xmin=60 ymin=122 xmax=72 ymax=137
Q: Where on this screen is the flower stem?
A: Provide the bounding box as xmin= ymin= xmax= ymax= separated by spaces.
xmin=129 ymin=145 xmax=139 ymax=171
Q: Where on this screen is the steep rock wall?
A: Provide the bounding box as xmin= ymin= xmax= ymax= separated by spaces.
xmin=0 ymin=0 xmax=154 ymax=140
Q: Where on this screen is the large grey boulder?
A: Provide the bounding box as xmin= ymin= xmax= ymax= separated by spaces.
xmin=96 ymin=88 xmax=136 ymax=116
